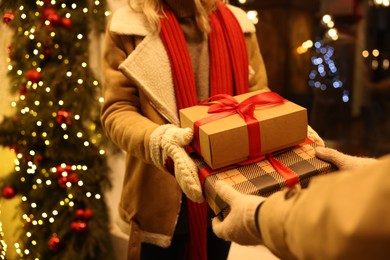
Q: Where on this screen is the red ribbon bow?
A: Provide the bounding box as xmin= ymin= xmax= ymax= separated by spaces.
xmin=194 ymin=91 xmax=286 ymax=162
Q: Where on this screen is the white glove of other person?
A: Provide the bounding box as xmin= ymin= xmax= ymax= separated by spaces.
xmin=307 ymin=125 xmax=325 ymax=147
xmin=149 ymin=124 xmax=204 ymax=203
xmin=316 ymin=147 xmax=377 ymax=171
xmin=212 ymin=181 xmax=265 ymax=245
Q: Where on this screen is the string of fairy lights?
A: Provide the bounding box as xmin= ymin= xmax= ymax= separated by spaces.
xmin=297 ymin=2 xmax=389 ymax=103
xmin=296 ymin=14 xmax=350 ymax=103
xmin=240 ymin=1 xmax=349 ymax=103
xmin=1 ymin=0 xmax=111 ymax=258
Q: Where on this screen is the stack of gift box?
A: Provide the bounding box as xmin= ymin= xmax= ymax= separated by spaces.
xmin=180 ymin=90 xmax=336 ymax=217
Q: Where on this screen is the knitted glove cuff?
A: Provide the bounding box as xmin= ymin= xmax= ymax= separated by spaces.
xmin=150 ymin=125 xmax=204 ymax=202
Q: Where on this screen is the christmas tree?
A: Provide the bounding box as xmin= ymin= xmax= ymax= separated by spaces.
xmin=0 ymin=0 xmax=114 ymax=259
xmin=307 ymin=14 xmax=350 ymax=104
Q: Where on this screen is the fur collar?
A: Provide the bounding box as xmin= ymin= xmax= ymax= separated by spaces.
xmin=112 ymin=4 xmax=256 ymax=126
xmin=110 ymin=4 xmax=256 ymax=36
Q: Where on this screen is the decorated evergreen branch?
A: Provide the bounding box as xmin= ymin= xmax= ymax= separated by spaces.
xmin=307 ymin=15 xmax=350 ymax=104
xmin=0 ymin=0 xmax=114 ymax=259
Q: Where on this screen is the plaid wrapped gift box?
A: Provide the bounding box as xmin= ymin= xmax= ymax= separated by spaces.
xmin=197 ymin=141 xmax=337 ymax=217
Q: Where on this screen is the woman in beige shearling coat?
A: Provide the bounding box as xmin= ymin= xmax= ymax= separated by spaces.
xmin=100 ymin=0 xmax=269 ymax=258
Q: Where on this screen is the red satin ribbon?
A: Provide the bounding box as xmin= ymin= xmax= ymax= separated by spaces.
xmin=198 ymin=138 xmax=315 ymax=190
xmin=199 ymin=155 xmax=299 ymax=188
xmin=194 ymin=91 xmax=286 ymax=161
xmin=266 ymin=156 xmax=299 ymax=187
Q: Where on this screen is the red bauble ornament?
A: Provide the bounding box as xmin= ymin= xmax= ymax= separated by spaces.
xmin=43 ymin=8 xmax=56 ymax=19
xmin=83 ymin=209 xmax=94 ymax=220
xmin=61 ymin=17 xmax=73 ymax=30
xmin=56 ymin=165 xmax=72 ymax=173
xmin=26 ymin=69 xmax=41 ymax=83
xmin=3 ymin=13 xmax=14 ymax=25
xmin=71 ymin=221 xmax=88 ymax=232
xmin=57 ymin=176 xmax=68 ymax=188
xmin=75 ymin=208 xmax=93 ymax=220
xmin=56 ymin=110 xmax=71 ymax=125
xmin=48 ymin=235 xmax=61 ymax=252
xmin=75 ymin=209 xmax=85 ymax=219
xmin=67 ymin=173 xmax=78 ymax=183
xmin=47 ymin=13 xmax=60 ymax=26
xmin=2 ymin=186 xmax=16 ymax=199
xmin=55 ymin=164 xmax=72 ymax=178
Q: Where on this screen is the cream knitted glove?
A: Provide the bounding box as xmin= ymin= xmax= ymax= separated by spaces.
xmin=212 ymin=181 xmax=265 ymax=245
xmin=149 ymin=124 xmax=204 ymax=203
xmin=316 ymin=147 xmax=377 ymax=171
xmin=307 ymin=125 xmax=325 ymax=147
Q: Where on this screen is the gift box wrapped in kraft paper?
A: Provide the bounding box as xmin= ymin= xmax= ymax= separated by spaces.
xmin=180 ymin=90 xmax=308 ymax=169
xmin=196 ymin=140 xmax=336 ymax=218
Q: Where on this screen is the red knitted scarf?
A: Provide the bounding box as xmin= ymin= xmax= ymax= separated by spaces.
xmin=159 ymin=3 xmax=248 ymax=260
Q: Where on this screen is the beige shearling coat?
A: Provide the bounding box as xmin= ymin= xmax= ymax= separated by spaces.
xmin=259 ymin=154 xmax=390 ymax=260
xmin=101 ymin=4 xmax=269 ymax=258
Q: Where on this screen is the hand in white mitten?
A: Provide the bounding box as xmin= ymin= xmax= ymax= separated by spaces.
xmin=307 ymin=125 xmax=325 ymax=147
xmin=150 ymin=124 xmax=204 ymax=203
xmin=316 ymin=147 xmax=377 ymax=171
xmin=212 ymin=181 xmax=265 ymax=245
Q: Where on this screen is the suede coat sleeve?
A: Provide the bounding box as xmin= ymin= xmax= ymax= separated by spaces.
xmin=100 ymin=25 xmax=161 ymax=162
xmin=259 ymin=154 xmax=390 ymax=260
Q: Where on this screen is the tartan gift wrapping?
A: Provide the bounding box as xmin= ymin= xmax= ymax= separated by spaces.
xmin=197 ymin=141 xmax=336 ymax=217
